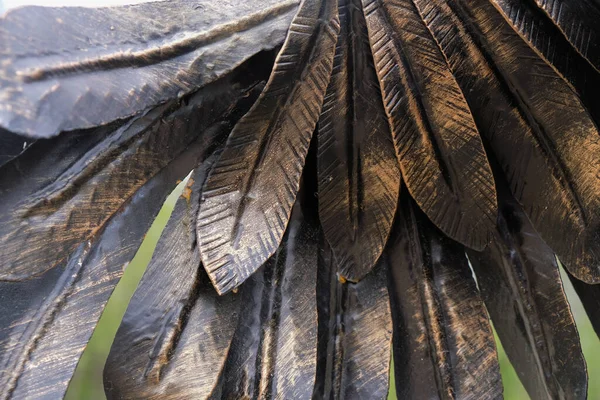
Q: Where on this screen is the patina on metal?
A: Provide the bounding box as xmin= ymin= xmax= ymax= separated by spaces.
xmin=0 ymin=0 xmax=599 ymax=399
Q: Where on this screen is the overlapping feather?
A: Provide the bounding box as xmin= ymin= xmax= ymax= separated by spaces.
xmin=361 ymin=0 xmax=498 ymax=251
xmin=0 ymin=0 xmax=599 ymax=398
xmin=197 ymin=0 xmax=340 ymax=294
xmin=317 ymin=0 xmax=400 ymax=281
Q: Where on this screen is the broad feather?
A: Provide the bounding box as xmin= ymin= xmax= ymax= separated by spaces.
xmin=467 ymin=171 xmax=587 ymax=400
xmin=0 ymin=0 xmax=298 ymax=137
xmin=457 ymin=0 xmax=600 ymax=284
xmin=197 ymin=0 xmax=340 ymax=294
xmin=0 ymin=0 xmax=599 ymax=398
xmin=491 ymin=0 xmax=600 ymax=73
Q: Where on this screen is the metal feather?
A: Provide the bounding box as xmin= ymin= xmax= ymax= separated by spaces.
xmin=467 ymin=175 xmax=587 ymax=400
xmin=317 ymin=0 xmax=400 ymax=281
xmin=197 ymin=0 xmax=340 ymax=294
xmin=0 ymin=0 xmax=298 ymax=137
xmin=361 ymin=0 xmax=498 ymax=251
xmin=456 ymin=0 xmax=600 ymax=284
xmin=386 ymin=192 xmax=502 ymax=400
xmin=491 ymin=0 xmax=600 ymax=73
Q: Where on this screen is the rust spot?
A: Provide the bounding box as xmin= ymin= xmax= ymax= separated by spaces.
xmin=180 ymin=178 xmax=195 ymax=204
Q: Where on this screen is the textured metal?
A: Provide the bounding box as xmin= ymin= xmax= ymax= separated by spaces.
xmin=492 ymin=0 xmax=600 ymax=73
xmin=107 ymin=182 xmax=320 ymax=399
xmin=0 ymin=63 xmax=266 ymax=400
xmin=0 ymin=0 xmax=298 ymax=137
xmin=468 ymin=172 xmax=587 ymax=400
xmin=197 ymin=0 xmax=340 ymax=294
xmin=361 ymin=0 xmax=498 ymax=251
xmin=387 ymin=193 xmax=502 ymax=400
xmin=458 ymin=0 xmax=600 ymax=284
xmin=313 ymin=240 xmax=393 ymax=399
xmin=317 ymin=0 xmax=400 ymax=282
xmin=0 ymin=0 xmax=599 ymax=398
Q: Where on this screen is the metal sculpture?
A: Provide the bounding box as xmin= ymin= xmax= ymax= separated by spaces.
xmin=0 ymin=0 xmax=599 ymax=398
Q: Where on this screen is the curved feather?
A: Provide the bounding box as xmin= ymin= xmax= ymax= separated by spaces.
xmin=386 ymin=192 xmax=502 ymax=400
xmin=491 ymin=0 xmax=600 ymax=74
xmin=456 ymin=0 xmax=600 ymax=284
xmin=360 ymin=0 xmax=497 ymax=251
xmin=410 ymin=0 xmax=591 ymax=290
xmin=197 ymin=0 xmax=340 ymax=294
xmin=313 ymin=241 xmax=392 ymax=399
xmin=0 ymin=66 xmax=266 ymax=281
xmin=0 ymin=90 xmax=244 ymax=399
xmin=105 ymin=159 xmax=242 ymax=399
xmin=107 ymin=163 xmax=321 ymax=400
xmin=483 ymin=0 xmax=600 ymax=122
xmin=317 ymin=0 xmax=400 ymax=281
xmin=0 ymin=0 xmax=298 ymax=137
xmin=467 ymin=177 xmax=587 ymax=400
xmin=214 ymin=198 xmax=319 ymax=399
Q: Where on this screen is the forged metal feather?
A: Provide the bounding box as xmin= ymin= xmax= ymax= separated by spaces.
xmin=386 ymin=193 xmax=502 ymax=400
xmin=360 ymin=0 xmax=498 ymax=251
xmin=0 ymin=0 xmax=298 ymax=137
xmin=467 ymin=176 xmax=587 ymax=400
xmin=491 ymin=0 xmax=600 ymax=73
xmin=482 ymin=0 xmax=600 ymax=122
xmin=0 ymin=75 xmax=258 ymax=399
xmin=456 ymin=0 xmax=600 ymax=284
xmin=413 ymin=0 xmax=589 ymax=290
xmin=313 ymin=242 xmax=392 ymax=399
xmin=317 ymin=0 xmax=400 ymax=281
xmin=108 ymin=182 xmax=320 ymax=399
xmin=2 ymin=0 xmax=600 ymax=398
xmin=0 ymin=64 xmax=267 ymax=281
xmin=105 ymin=159 xmax=243 ymax=399
xmin=197 ymin=0 xmax=340 ymax=294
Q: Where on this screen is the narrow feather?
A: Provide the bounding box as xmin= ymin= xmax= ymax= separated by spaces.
xmin=313 ymin=241 xmax=392 ymax=399
xmin=105 ymin=159 xmax=242 ymax=399
xmin=387 ymin=193 xmax=502 ymax=400
xmin=197 ymin=0 xmax=340 ymax=294
xmin=456 ymin=0 xmax=600 ymax=284
xmin=0 ymin=0 xmax=298 ymax=137
xmin=483 ymin=0 xmax=600 ymax=122
xmin=317 ymin=0 xmax=400 ymax=281
xmin=491 ymin=0 xmax=600 ymax=73
xmin=411 ymin=0 xmax=590 ymax=292
xmin=108 ymin=175 xmax=320 ymax=400
xmin=467 ymin=176 xmax=587 ymax=400
xmin=214 ymin=197 xmax=319 ymax=399
xmin=361 ymin=0 xmax=497 ymax=251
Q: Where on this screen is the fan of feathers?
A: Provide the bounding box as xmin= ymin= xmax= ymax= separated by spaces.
xmin=1 ymin=0 xmax=600 ymax=398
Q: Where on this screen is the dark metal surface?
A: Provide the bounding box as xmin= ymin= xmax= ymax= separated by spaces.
xmin=317 ymin=0 xmax=400 ymax=281
xmin=0 ymin=0 xmax=599 ymax=398
xmin=196 ymin=0 xmax=340 ymax=294
xmin=0 ymin=0 xmax=298 ymax=137
xmin=468 ymin=172 xmax=587 ymax=400
xmin=387 ymin=193 xmax=502 ymax=400
xmin=0 ymin=60 xmax=268 ymax=399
